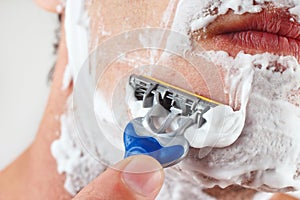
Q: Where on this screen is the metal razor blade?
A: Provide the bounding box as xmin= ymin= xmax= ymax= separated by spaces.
xmin=123 ymin=74 xmax=221 ymax=167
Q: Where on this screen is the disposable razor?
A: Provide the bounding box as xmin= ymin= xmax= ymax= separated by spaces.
xmin=123 ymin=74 xmax=221 ymax=167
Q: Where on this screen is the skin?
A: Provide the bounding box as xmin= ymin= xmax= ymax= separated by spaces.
xmin=0 ymin=0 xmax=299 ymax=199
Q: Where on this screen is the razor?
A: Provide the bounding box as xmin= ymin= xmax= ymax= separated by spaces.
xmin=123 ymin=74 xmax=221 ymax=167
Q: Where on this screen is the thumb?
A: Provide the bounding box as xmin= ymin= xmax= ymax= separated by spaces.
xmin=73 ymin=155 xmax=165 ymax=200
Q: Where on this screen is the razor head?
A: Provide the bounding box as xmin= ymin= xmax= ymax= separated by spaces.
xmin=129 ymin=74 xmax=220 ymax=118
xmin=124 ymin=74 xmax=221 ymax=167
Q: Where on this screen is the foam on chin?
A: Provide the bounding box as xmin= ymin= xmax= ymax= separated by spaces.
xmin=176 ymin=51 xmax=300 ymax=192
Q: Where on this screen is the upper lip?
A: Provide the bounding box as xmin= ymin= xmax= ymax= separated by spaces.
xmin=193 ymin=7 xmax=300 ymax=60
xmin=201 ymin=7 xmax=300 ymax=40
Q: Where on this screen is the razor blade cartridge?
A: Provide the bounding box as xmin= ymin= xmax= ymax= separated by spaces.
xmin=129 ymin=75 xmax=219 ymax=117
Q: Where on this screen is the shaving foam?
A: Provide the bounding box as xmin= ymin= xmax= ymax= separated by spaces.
xmin=127 ymin=50 xmax=300 ymax=192
xmin=51 ymin=0 xmax=105 ymax=195
xmin=62 ymin=0 xmax=89 ymax=89
xmin=157 ymin=167 xmax=217 ymax=200
xmin=51 ymin=97 xmax=105 ymax=195
xmin=176 ymin=51 xmax=300 ymax=192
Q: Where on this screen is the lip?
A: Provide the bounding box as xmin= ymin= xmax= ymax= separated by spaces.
xmin=192 ymin=7 xmax=300 ymax=61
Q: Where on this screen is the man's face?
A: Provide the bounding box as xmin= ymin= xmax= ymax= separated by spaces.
xmin=83 ymin=0 xmax=300 ymax=194
xmin=86 ymin=0 xmax=300 ymax=99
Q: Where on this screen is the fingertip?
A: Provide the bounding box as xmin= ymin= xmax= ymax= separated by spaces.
xmin=119 ymin=155 xmax=163 ymax=173
xmin=121 ymin=155 xmax=164 ymax=199
xmin=270 ymin=193 xmax=298 ymax=200
xmin=74 ymin=155 xmax=164 ymax=200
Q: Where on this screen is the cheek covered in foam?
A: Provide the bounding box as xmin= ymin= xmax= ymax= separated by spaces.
xmin=175 ymin=51 xmax=300 ymax=192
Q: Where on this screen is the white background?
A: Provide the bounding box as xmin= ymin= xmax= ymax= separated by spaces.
xmin=0 ymin=0 xmax=57 ymax=170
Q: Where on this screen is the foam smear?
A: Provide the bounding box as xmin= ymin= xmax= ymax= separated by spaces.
xmin=127 ymin=51 xmax=300 ymax=192
xmin=184 ymin=105 xmax=245 ymax=148
xmin=51 ymin=97 xmax=105 ymax=195
xmin=175 ymin=51 xmax=300 ymax=192
xmin=51 ymin=0 xmax=106 ymax=195
xmin=62 ymin=0 xmax=89 ymax=89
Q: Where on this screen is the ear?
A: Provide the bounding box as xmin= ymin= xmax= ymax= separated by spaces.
xmin=33 ymin=0 xmax=64 ymax=13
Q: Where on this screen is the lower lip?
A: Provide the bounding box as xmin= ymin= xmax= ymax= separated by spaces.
xmin=206 ymin=31 xmax=300 ymax=61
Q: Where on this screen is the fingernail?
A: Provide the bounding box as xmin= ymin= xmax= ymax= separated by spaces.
xmin=122 ymin=155 xmax=163 ymax=197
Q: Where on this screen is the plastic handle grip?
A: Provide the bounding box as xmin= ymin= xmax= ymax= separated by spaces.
xmin=123 ymin=121 xmax=185 ymax=167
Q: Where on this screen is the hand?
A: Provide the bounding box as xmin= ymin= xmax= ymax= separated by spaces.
xmin=73 ymin=155 xmax=164 ymax=200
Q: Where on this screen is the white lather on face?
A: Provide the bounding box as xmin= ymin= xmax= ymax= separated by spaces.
xmin=179 ymin=51 xmax=300 ymax=192
xmin=51 ymin=0 xmax=300 ymax=198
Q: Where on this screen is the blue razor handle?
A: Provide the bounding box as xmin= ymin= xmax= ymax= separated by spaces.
xmin=123 ymin=116 xmax=190 ymax=167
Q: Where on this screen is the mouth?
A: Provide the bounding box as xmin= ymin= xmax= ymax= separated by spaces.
xmin=192 ymin=7 xmax=300 ymax=62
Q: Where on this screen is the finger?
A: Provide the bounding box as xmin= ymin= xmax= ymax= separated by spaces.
xmin=270 ymin=193 xmax=299 ymax=200
xmin=73 ymin=155 xmax=164 ymax=200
